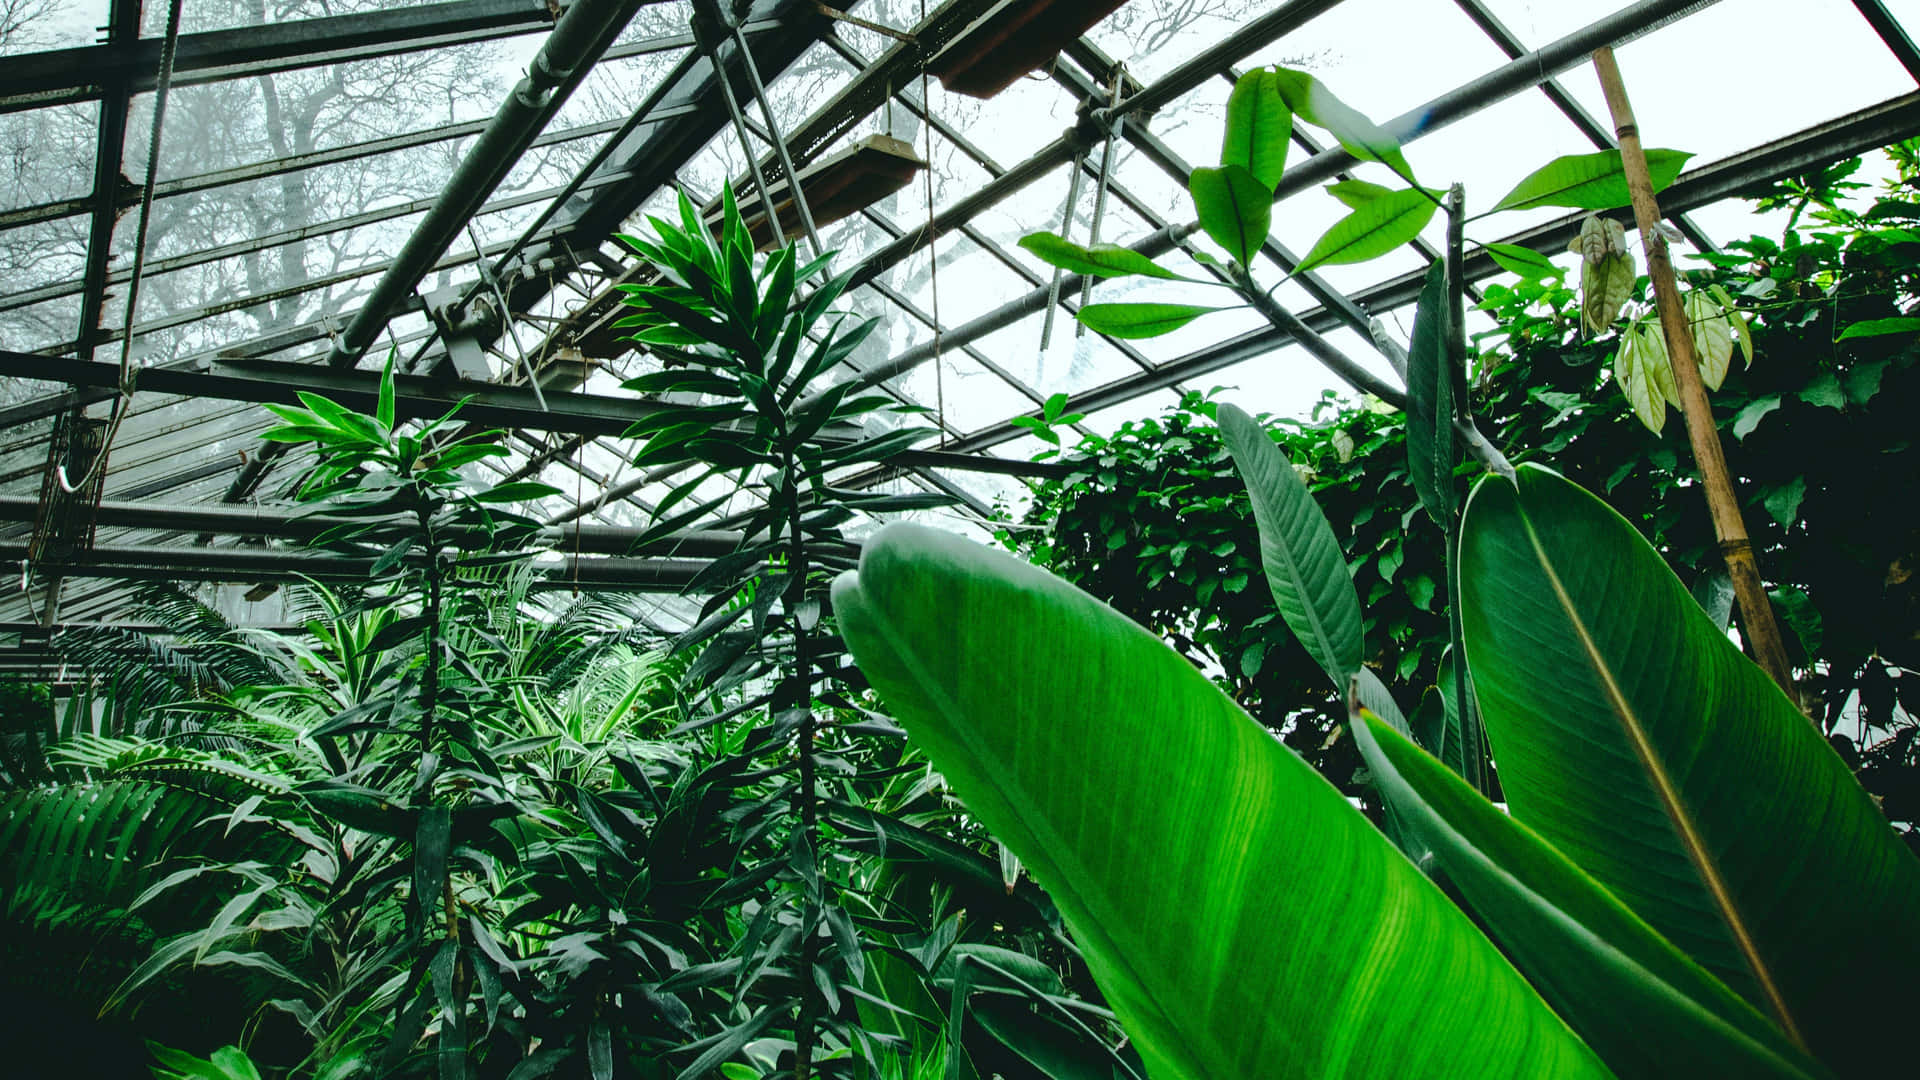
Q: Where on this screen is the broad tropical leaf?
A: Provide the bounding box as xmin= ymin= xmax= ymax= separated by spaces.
xmin=1076 ymin=303 xmax=1221 ymax=339
xmin=1221 ymin=69 xmax=1291 ymax=188
xmin=1017 ymin=232 xmax=1180 ymax=281
xmin=1458 ymin=464 xmax=1920 ymax=1076
xmin=1189 ymin=164 xmax=1272 ymax=266
xmin=1491 ymin=149 xmax=1692 ymax=213
xmin=833 ymin=523 xmax=1612 ymax=1080
xmin=1295 ymin=187 xmax=1438 ymax=273
xmin=1217 ymin=403 xmax=1363 ymax=685
xmin=1354 ymin=715 xmax=1824 ymax=1079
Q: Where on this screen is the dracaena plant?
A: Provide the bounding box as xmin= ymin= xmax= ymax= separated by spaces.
xmin=608 ymin=187 xmax=962 ymax=1078
xmin=120 ymin=357 xmax=571 ymax=1078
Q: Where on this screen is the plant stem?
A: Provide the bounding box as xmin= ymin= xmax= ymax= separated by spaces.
xmin=1236 ymin=268 xmax=1512 ymax=477
xmin=781 ymin=449 xmax=820 ymax=1080
xmin=1590 ymin=46 xmax=1798 ymax=701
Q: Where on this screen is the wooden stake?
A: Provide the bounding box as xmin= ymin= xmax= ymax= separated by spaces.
xmin=1590 ymin=46 xmax=1798 ymax=700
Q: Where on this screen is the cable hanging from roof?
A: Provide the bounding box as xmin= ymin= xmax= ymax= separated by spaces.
xmin=53 ymin=0 xmax=187 ymax=500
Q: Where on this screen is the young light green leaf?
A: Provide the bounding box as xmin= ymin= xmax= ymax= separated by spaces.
xmin=1295 ymin=187 xmax=1439 ymax=273
xmin=833 ymin=523 xmax=1613 ymax=1080
xmin=1492 ymin=149 xmax=1693 ymax=213
xmin=1615 ymin=322 xmax=1674 ymax=435
xmin=1017 ymin=231 xmax=1182 ymax=280
xmin=1216 ymin=403 xmax=1363 ymax=685
xmin=1835 ymin=316 xmax=1920 ymax=340
xmin=1325 ymin=179 xmax=1395 ymax=209
xmin=1270 ymin=67 xmax=1415 ymax=181
xmin=1222 ymin=69 xmax=1291 ymax=188
xmin=1484 ymin=243 xmax=1562 ymax=280
xmin=1077 ymin=303 xmax=1222 ymax=339
xmin=1577 ymin=248 xmax=1635 ymax=336
xmin=1189 ymin=164 xmax=1272 ymax=266
xmin=1708 ymin=285 xmax=1753 ymax=366
xmin=1685 ymin=290 xmax=1734 ymax=390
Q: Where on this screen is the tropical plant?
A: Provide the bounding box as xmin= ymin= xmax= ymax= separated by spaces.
xmin=833 ymin=458 xmax=1920 ymax=1078
xmin=600 ymin=186 xmax=1137 ymax=1079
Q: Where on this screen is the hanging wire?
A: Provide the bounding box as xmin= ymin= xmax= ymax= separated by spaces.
xmin=55 ymin=0 xmax=187 ymax=496
xmin=1038 ymin=148 xmax=1087 ymax=353
xmin=465 ymin=221 xmax=551 ymax=411
xmin=918 ymin=0 xmax=945 ymax=445
xmin=1076 ymin=65 xmax=1127 ymax=338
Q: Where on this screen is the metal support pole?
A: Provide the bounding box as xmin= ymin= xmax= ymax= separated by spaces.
xmin=691 ymin=0 xmax=788 ymax=247
xmin=325 ymin=0 xmax=646 ymax=370
xmin=730 ymin=10 xmax=825 ymax=258
xmin=1077 ymin=70 xmax=1127 ymax=337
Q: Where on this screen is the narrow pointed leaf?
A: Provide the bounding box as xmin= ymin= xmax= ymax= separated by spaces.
xmin=1325 ymin=179 xmax=1394 ymax=209
xmin=1492 ymin=149 xmax=1692 ymax=213
xmin=833 ymin=523 xmax=1612 ymax=1080
xmin=1354 ymin=714 xmax=1825 ymax=1080
xmin=1018 ymin=232 xmax=1180 ymax=280
xmin=1189 ymin=164 xmax=1272 ymax=266
xmin=1295 ymin=187 xmax=1438 ymax=273
xmin=1484 ymin=243 xmax=1562 ymax=280
xmin=1076 ymin=303 xmax=1221 ymax=339
xmin=1459 ymin=464 xmax=1920 ymax=1075
xmin=1216 ymin=403 xmax=1363 ymax=687
xmin=1222 ymin=69 xmax=1291 ymax=188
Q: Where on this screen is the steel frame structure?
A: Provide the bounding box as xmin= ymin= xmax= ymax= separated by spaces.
xmin=3 ymin=0 xmax=1920 ymax=654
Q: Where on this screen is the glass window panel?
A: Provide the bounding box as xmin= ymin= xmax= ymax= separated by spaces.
xmin=1 ymin=295 xmax=79 ymax=353
xmin=144 ymin=0 xmax=454 ymax=38
xmin=0 ymin=102 xmax=97 ymax=204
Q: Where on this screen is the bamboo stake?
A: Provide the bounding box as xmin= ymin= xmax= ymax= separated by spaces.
xmin=1590 ymin=46 xmax=1798 ymax=699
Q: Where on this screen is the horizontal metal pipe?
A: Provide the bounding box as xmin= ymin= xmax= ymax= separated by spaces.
xmin=327 ymin=0 xmax=647 ymax=369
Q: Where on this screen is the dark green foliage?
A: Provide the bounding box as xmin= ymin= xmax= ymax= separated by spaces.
xmin=1012 ymin=164 xmax=1920 ymax=837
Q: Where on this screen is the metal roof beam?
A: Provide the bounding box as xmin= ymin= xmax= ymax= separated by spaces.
xmin=0 ymin=349 xmax=1068 ymax=478
xmin=832 ymin=0 xmax=1729 ymax=399
xmin=0 ymin=0 xmax=644 ymax=113
xmin=942 ymin=89 xmax=1920 ymax=453
xmin=0 ymin=542 xmax=707 ymax=591
xmin=0 ymin=494 xmax=742 ymax=557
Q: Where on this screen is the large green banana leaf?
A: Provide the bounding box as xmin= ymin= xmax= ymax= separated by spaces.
xmin=1352 ymin=713 xmax=1825 ymax=1079
xmin=1457 ymin=465 xmax=1920 ymax=1075
xmin=833 ymin=523 xmax=1611 ymax=1080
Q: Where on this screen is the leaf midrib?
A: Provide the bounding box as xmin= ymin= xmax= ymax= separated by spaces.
xmin=1511 ymin=493 xmax=1806 ymax=1050
xmin=1226 ymin=412 xmax=1345 ymax=680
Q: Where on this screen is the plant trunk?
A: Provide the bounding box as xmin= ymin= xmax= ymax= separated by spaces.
xmin=782 ymin=452 xmax=820 ymax=1080
xmin=1589 ymin=46 xmax=1799 ymax=702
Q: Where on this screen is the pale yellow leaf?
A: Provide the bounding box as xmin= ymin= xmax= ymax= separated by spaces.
xmin=1686 ymin=291 xmax=1733 ymax=390
xmin=1580 ymin=250 xmax=1634 ymax=335
xmin=1615 ymin=328 xmax=1666 ymax=435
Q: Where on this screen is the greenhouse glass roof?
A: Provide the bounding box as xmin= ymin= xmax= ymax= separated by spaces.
xmin=2 ymin=0 xmax=1918 ymax=639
